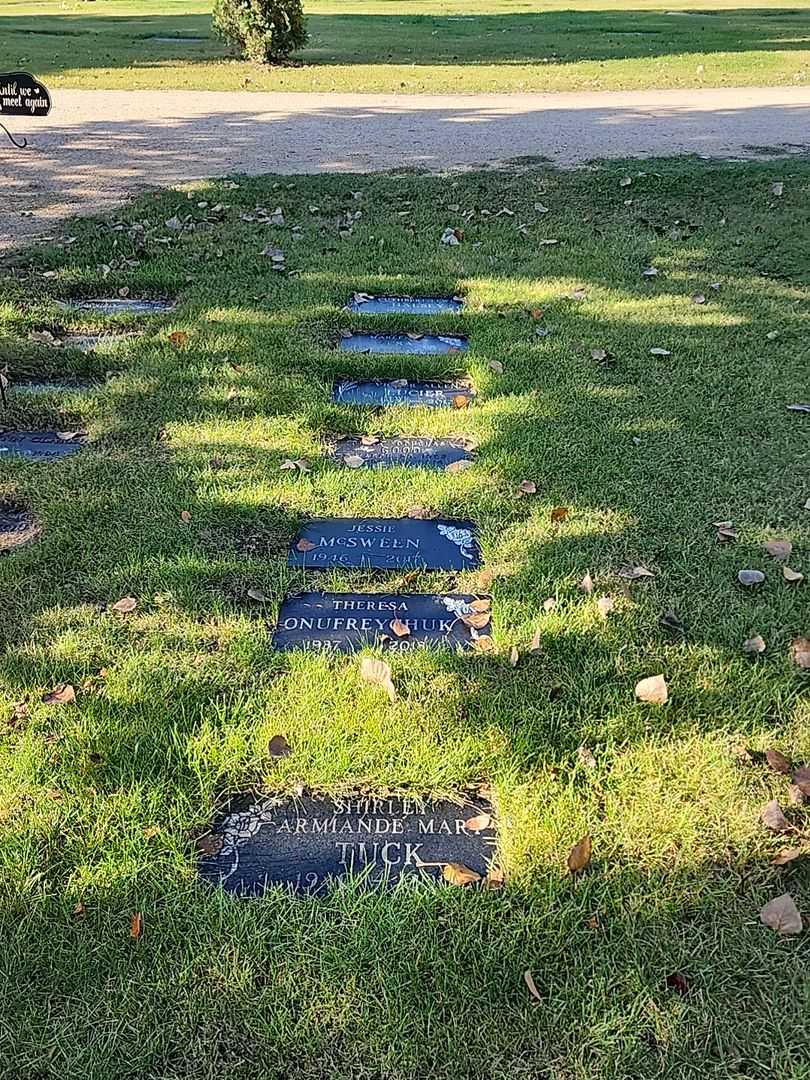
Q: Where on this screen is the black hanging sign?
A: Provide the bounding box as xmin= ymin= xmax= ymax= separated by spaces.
xmin=0 ymin=72 xmax=51 ymax=149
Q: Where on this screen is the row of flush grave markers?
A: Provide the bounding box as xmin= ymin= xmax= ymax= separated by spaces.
xmin=6 ymin=293 xmax=501 ymax=894
xmin=3 ymin=291 xmax=494 ymax=658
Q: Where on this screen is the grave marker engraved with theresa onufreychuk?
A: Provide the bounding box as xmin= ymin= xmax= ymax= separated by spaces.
xmin=272 ymin=592 xmax=491 ymax=652
xmin=289 ymin=518 xmax=482 ymax=570
xmin=0 ymin=431 xmax=86 ymax=460
xmin=347 ymin=295 xmax=464 ymax=316
xmin=198 ymin=793 xmax=497 ymax=897
xmin=332 ymin=435 xmax=474 ymax=470
xmin=339 ymin=333 xmax=468 ymax=355
xmin=333 ymin=379 xmax=475 ymax=408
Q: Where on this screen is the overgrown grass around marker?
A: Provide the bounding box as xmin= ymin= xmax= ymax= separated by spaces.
xmin=0 ymin=158 xmax=809 ymax=1079
xmin=5 ymin=0 xmax=810 ymax=93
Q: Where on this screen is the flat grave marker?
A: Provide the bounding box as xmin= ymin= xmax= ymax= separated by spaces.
xmin=0 ymin=431 xmax=85 ymax=460
xmin=333 ymin=379 xmax=475 ymax=409
xmin=198 ymin=792 xmax=498 ymax=897
xmin=289 ymin=517 xmax=482 ymax=570
xmin=332 ymin=435 xmax=474 ymax=471
xmin=60 ymin=298 xmax=175 ymax=316
xmin=339 ymin=333 xmax=468 ymax=355
xmin=348 ymin=295 xmax=463 ymax=316
xmin=0 ymin=502 xmax=38 ymax=553
xmin=62 ymin=332 xmax=141 ymax=353
xmin=272 ymin=591 xmax=491 ymax=652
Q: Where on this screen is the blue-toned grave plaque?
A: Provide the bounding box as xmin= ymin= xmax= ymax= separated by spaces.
xmin=332 ymin=436 xmax=474 ymax=470
xmin=198 ymin=792 xmax=498 ymax=897
xmin=272 ymin=591 xmax=491 ymax=652
xmin=0 ymin=431 xmax=85 ymax=460
xmin=332 ymin=379 xmax=475 ymax=409
xmin=347 ymin=295 xmax=463 ymax=315
xmin=339 ymin=333 xmax=468 ymax=355
xmin=288 ymin=517 xmax=482 ymax=570
xmin=62 ymin=298 xmax=176 ymax=315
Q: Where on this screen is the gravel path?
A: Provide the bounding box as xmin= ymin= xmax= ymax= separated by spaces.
xmin=2 ymin=86 xmax=809 ymax=249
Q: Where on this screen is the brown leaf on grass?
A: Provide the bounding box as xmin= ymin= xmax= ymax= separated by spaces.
xmin=760 ymin=893 xmax=802 ymax=935
xmin=390 ymin=619 xmax=410 ymax=637
xmin=529 ymin=628 xmax=542 ymax=653
xmin=247 ymin=587 xmax=268 ymax=602
xmin=666 ymin=972 xmax=691 ymax=995
xmin=518 ymin=479 xmax=537 ymax=496
xmin=296 ymin=538 xmax=317 ymax=552
xmin=130 ymin=912 xmax=143 ymax=939
xmin=783 ymin=566 xmax=804 ymax=583
xmin=42 ymin=683 xmax=76 ymax=705
xmin=635 ymin=674 xmax=668 ymax=705
xmin=792 ymin=766 xmax=810 ymax=795
xmin=484 ymin=866 xmax=505 ymax=891
xmin=472 ymin=634 xmax=494 ymax=653
xmin=111 ymin=596 xmax=137 ymax=614
xmin=577 ymin=746 xmax=597 ymax=769
xmin=72 ymin=902 xmax=86 ymax=917
xmin=692 ymin=294 xmax=707 ymax=305
xmin=765 ymin=749 xmax=792 ymax=775
xmin=761 ymin=800 xmax=791 ymax=832
xmin=168 ymin=331 xmax=188 ymax=347
xmin=523 ymin=969 xmax=542 ymax=1002
xmin=407 ymin=505 xmax=434 ymax=520
xmin=469 ymin=599 xmax=491 ymax=613
xmin=596 ymin=596 xmax=614 ymax=619
xmin=788 ymin=784 xmax=806 ymax=805
xmin=56 ymin=430 xmax=85 ymax=442
xmin=567 ymin=834 xmax=592 ymax=875
xmin=268 ymin=734 xmax=291 ymax=758
xmin=529 ymin=308 xmax=544 ymax=321
xmin=743 ymin=635 xmax=766 ymax=656
xmin=464 ymin=814 xmax=492 ymax=833
xmin=179 ymin=509 xmax=192 ymax=524
xmin=442 ymin=862 xmax=481 ymax=886
xmin=360 ymin=656 xmax=397 ymax=702
xmin=771 ymin=848 xmax=805 ymax=867
xmin=452 ymin=394 xmax=470 ymax=410
xmin=738 ymin=569 xmax=765 ymax=587
xmin=446 ymin=459 xmax=473 ymax=474
xmin=197 ymin=833 xmax=224 ymax=857
xmin=360 ymin=434 xmax=379 ymax=446
xmin=550 ymin=506 xmax=569 ymax=525
xmin=488 ymin=360 xmax=504 ymax=374
xmin=765 ymin=539 xmax=792 ymax=561
xmin=579 ymin=572 xmax=594 ymax=595
xmin=461 ymin=611 xmax=492 ymax=630
xmin=509 ymin=645 xmax=519 ymax=667
xmin=790 ymin=638 xmax=810 ymax=669
xmin=618 ymin=565 xmax=654 ymax=581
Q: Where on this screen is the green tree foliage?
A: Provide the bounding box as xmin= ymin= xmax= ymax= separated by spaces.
xmin=212 ymin=0 xmax=308 ymax=63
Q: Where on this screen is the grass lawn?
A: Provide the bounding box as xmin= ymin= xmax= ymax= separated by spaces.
xmin=1 ymin=156 xmax=809 ymax=1078
xmin=3 ymin=0 xmax=810 ymax=94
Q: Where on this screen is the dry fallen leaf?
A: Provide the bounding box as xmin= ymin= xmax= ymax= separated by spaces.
xmin=179 ymin=509 xmax=192 ymax=524
xmin=596 ymin=596 xmax=614 ymax=619
xmin=343 ymin=455 xmax=365 ymax=469
xmin=766 ymin=749 xmax=792 ymax=774
xmin=197 ymin=833 xmax=224 ymax=857
xmin=446 ymin=459 xmax=473 ymax=474
xmin=407 ymin=505 xmax=433 ymax=520
xmin=360 ymin=656 xmax=397 ymax=702
xmin=111 ymin=596 xmax=137 ymax=614
xmin=130 ymin=912 xmax=143 ymax=939
xmin=635 ymin=674 xmax=668 ymax=705
xmin=268 ymin=734 xmax=291 ymax=758
xmin=567 ymin=834 xmax=592 ymax=875
xmin=296 ymin=538 xmax=317 ymax=552
xmin=760 ymin=893 xmax=802 ymax=935
xmin=518 ymin=480 xmax=537 ymax=496
xmin=488 ymin=360 xmax=504 ymax=375
xmin=783 ymin=566 xmax=804 ymax=583
xmin=390 ymin=619 xmax=411 ymax=637
xmin=771 ymin=848 xmax=805 ymax=867
xmin=452 ymin=394 xmax=470 ymax=410
xmin=579 ymin=572 xmax=594 ymax=595
xmin=761 ymin=799 xmax=791 ymax=832
xmin=792 ymin=766 xmax=810 ymax=795
xmin=42 ymin=683 xmax=76 ymax=705
xmin=738 ymin=569 xmax=765 ymax=587
xmin=764 ymin=539 xmax=792 ymax=561
xmin=550 ymin=506 xmax=569 ymax=525
xmin=442 ymin=862 xmax=481 ymax=885
xmin=743 ymin=635 xmax=766 ymax=656
xmin=523 ymin=969 xmax=542 ymax=1002
xmin=247 ymin=587 xmax=268 ymax=602
xmin=464 ymin=814 xmax=492 ymax=833
xmin=790 ymin=637 xmax=810 ymax=669
xmin=168 ymin=331 xmax=188 ymax=347
xmin=577 ymin=745 xmax=597 ymax=769
xmin=618 ymin=565 xmax=654 ymax=581
xmin=509 ymin=645 xmax=519 ymax=667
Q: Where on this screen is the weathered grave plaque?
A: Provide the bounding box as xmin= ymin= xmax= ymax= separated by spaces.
xmin=348 ymin=295 xmax=463 ymax=316
xmin=0 ymin=502 xmax=38 ymax=553
xmin=15 ymin=379 xmax=97 ymax=396
xmin=62 ymin=298 xmax=175 ymax=315
xmin=0 ymin=431 xmax=85 ymax=460
xmin=198 ymin=792 xmax=497 ymax=897
xmin=340 ymin=333 xmax=467 ymax=355
xmin=272 ymin=592 xmax=491 ymax=652
xmin=333 ymin=379 xmax=475 ymax=409
xmin=289 ymin=518 xmax=482 ymax=570
xmin=332 ymin=436 xmax=474 ymax=470
xmin=63 ymin=332 xmax=141 ymax=353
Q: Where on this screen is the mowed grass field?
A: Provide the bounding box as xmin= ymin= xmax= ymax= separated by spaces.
xmin=1 ymin=157 xmax=809 ymax=1078
xmin=3 ymin=0 xmax=810 ymax=93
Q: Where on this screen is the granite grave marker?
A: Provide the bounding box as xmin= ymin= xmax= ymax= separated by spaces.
xmin=198 ymin=792 xmax=497 ymax=897
xmin=0 ymin=431 xmax=85 ymax=460
xmin=348 ymin=295 xmax=463 ymax=316
xmin=61 ymin=298 xmax=176 ymax=316
xmin=332 ymin=435 xmax=474 ymax=470
xmin=288 ymin=518 xmax=482 ymax=570
xmin=340 ymin=333 xmax=467 ymax=355
xmin=272 ymin=591 xmax=491 ymax=652
xmin=332 ymin=379 xmax=475 ymax=409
